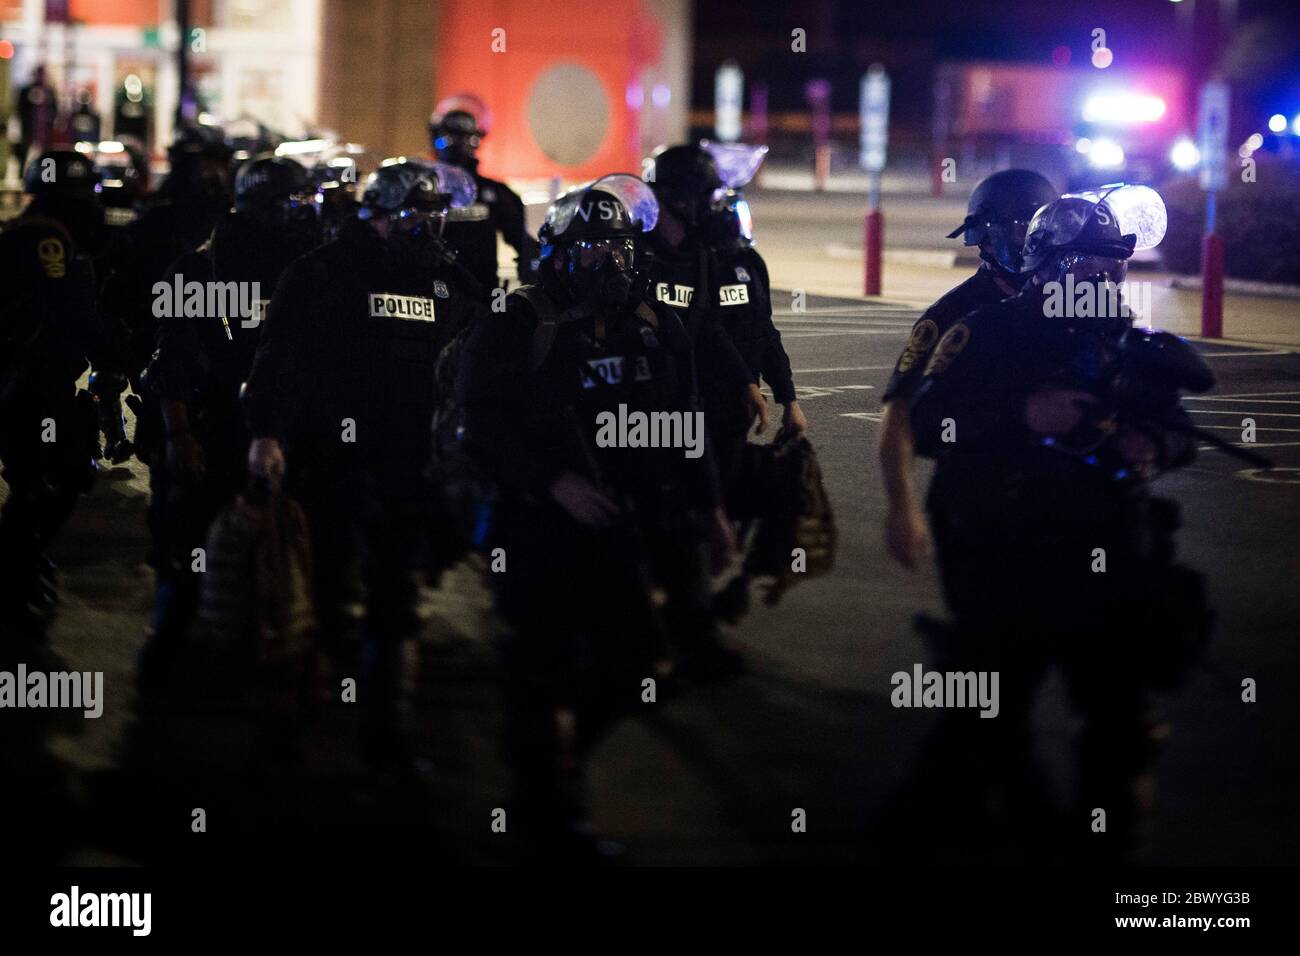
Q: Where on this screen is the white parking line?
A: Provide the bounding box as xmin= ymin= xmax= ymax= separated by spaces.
xmin=1184 ymin=398 xmax=1300 ymax=404
xmin=793 ymin=366 xmax=894 ymax=372
xmin=1189 ymin=410 xmax=1300 ymax=418
xmin=1200 ymin=350 xmax=1293 ymax=357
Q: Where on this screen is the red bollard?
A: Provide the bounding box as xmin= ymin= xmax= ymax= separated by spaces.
xmin=864 ymin=209 xmax=884 ymax=296
xmin=1200 ymin=232 xmax=1225 ymax=339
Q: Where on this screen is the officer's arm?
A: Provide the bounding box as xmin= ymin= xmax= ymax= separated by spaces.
xmin=458 ymin=299 xmax=561 ymax=494
xmin=494 ymin=184 xmax=539 ymax=278
xmin=148 ymin=252 xmax=209 ymax=409
xmin=244 ymin=258 xmax=321 ymax=441
xmin=695 ymin=312 xmax=754 ymax=389
xmin=910 ymin=317 xmax=1022 ymax=457
xmin=748 ymin=252 xmax=797 ymax=405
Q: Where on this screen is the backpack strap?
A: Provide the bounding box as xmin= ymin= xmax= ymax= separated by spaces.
xmin=514 ymin=284 xmax=592 ymax=370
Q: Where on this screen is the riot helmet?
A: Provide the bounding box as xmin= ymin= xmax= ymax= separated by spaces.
xmin=23 ymin=148 xmax=100 ymax=201
xmin=542 ymin=174 xmax=658 ymax=306
xmin=233 ymin=154 xmax=320 ymax=251
xmin=166 ymin=123 xmax=233 ymax=209
xmin=642 ymin=143 xmax=723 ymax=230
xmin=947 ymin=169 xmax=1059 ymax=274
xmin=23 ymin=148 xmax=106 ymax=252
xmin=1021 ymin=184 xmax=1166 ymax=280
xmin=699 ymin=140 xmax=768 ymax=246
xmin=429 ymin=109 xmax=485 ymax=170
xmin=359 ymin=158 xmax=475 ymax=241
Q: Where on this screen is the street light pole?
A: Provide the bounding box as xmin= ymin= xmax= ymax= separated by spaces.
xmin=176 ymin=0 xmax=191 ymax=127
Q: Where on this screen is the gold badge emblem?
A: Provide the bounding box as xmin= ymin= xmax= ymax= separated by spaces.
xmin=38 ymin=237 xmax=66 ymax=278
xmin=923 ymin=322 xmax=971 ymax=376
xmin=896 ymin=319 xmax=939 ymax=374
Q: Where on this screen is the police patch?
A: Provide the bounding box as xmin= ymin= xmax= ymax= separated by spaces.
xmin=718 ymin=284 xmax=750 ymax=306
xmin=38 ymin=237 xmax=66 ymax=278
xmin=922 ymin=323 xmax=971 ymax=376
xmin=895 ymin=319 xmax=940 ymax=374
xmin=432 ymin=280 xmax=450 ymax=299
xmin=735 ymin=266 xmax=750 ymax=283
xmin=655 ymin=282 xmax=694 ymax=308
xmin=580 ymin=355 xmax=652 ymax=389
xmin=369 ymin=292 xmax=436 ymax=321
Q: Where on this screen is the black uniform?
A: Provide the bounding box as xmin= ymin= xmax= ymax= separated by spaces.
xmin=881 ymin=264 xmax=1009 ymax=405
xmin=643 ymin=238 xmax=766 ymax=512
xmin=908 ymin=284 xmax=1206 ymax=857
xmin=0 ymin=215 xmax=102 ymax=635
xmin=143 ymin=211 xmax=306 ymax=653
xmin=459 ymin=279 xmax=722 ymax=833
xmin=441 ymin=171 xmax=537 ymax=292
xmin=244 ymin=216 xmax=487 ymax=759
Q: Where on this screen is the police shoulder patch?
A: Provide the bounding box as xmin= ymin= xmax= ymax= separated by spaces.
xmin=735 ymin=265 xmax=750 ymax=283
xmin=38 ymin=237 xmax=66 ymax=278
xmin=922 ymin=322 xmax=971 ymax=376
xmin=895 ymin=319 xmax=939 ymax=374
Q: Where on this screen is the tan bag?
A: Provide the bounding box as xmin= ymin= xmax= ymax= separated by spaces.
xmin=198 ymin=483 xmax=316 ymax=668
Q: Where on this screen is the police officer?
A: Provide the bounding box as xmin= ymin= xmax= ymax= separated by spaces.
xmin=137 ymin=155 xmax=321 ymax=684
xmin=879 ymin=169 xmax=1057 ymax=569
xmin=429 ymin=107 xmax=538 ymax=290
xmin=0 ymin=149 xmax=106 ymax=641
xmin=906 ymin=188 xmax=1208 ymax=860
xmin=693 ymin=143 xmax=806 ymax=442
xmin=637 ymin=143 xmax=769 ymax=450
xmin=459 ymin=175 xmax=740 ymax=856
xmin=98 ymin=124 xmax=235 ymax=475
xmin=244 ymin=160 xmax=487 ymax=776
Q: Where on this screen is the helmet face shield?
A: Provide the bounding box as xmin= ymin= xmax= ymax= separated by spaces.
xmin=1063 ymin=184 xmax=1167 ymax=251
xmin=388 ymin=202 xmax=449 ymax=240
xmin=982 ymin=217 xmax=1034 ymax=272
xmin=1057 ymin=252 xmax=1128 ymax=284
xmin=545 ymin=174 xmax=659 ymax=241
xmin=277 ymin=193 xmax=320 ymax=227
xmin=570 ymin=237 xmax=636 ymax=273
xmin=700 ymin=140 xmax=769 ymax=189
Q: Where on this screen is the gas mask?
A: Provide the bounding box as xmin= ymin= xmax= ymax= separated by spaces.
xmin=434 ymin=132 xmax=480 ymax=173
xmin=385 ymin=202 xmax=450 ymax=271
xmin=564 ymin=237 xmax=636 ymax=308
xmin=979 ymin=216 xmax=1034 ymax=275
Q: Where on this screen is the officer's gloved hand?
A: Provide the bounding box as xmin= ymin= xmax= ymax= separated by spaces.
xmin=885 ymin=505 xmax=931 ymax=570
xmin=548 ymin=472 xmax=620 ymax=527
xmin=1024 ymin=389 xmax=1099 ymax=436
xmin=707 ymin=505 xmax=738 ymax=576
xmin=779 ymin=400 xmax=808 ymax=439
xmin=1117 ymin=428 xmax=1159 ymax=476
xmin=166 ymin=431 xmax=206 ymax=480
xmin=248 ymin=437 xmax=286 ymax=484
xmin=745 ymin=384 xmax=768 ymax=434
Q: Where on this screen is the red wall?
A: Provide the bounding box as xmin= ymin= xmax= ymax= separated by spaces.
xmin=436 ymin=0 xmax=661 ymax=180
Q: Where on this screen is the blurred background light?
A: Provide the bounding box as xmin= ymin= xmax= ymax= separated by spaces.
xmin=1088 ymin=138 xmax=1125 ymax=168
xmin=1268 ymin=114 xmax=1287 ymax=133
xmin=1083 ymin=93 xmax=1166 ymax=124
xmin=1170 ymin=138 xmax=1200 ymax=170
xmin=1091 ymin=48 xmax=1113 ymax=69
